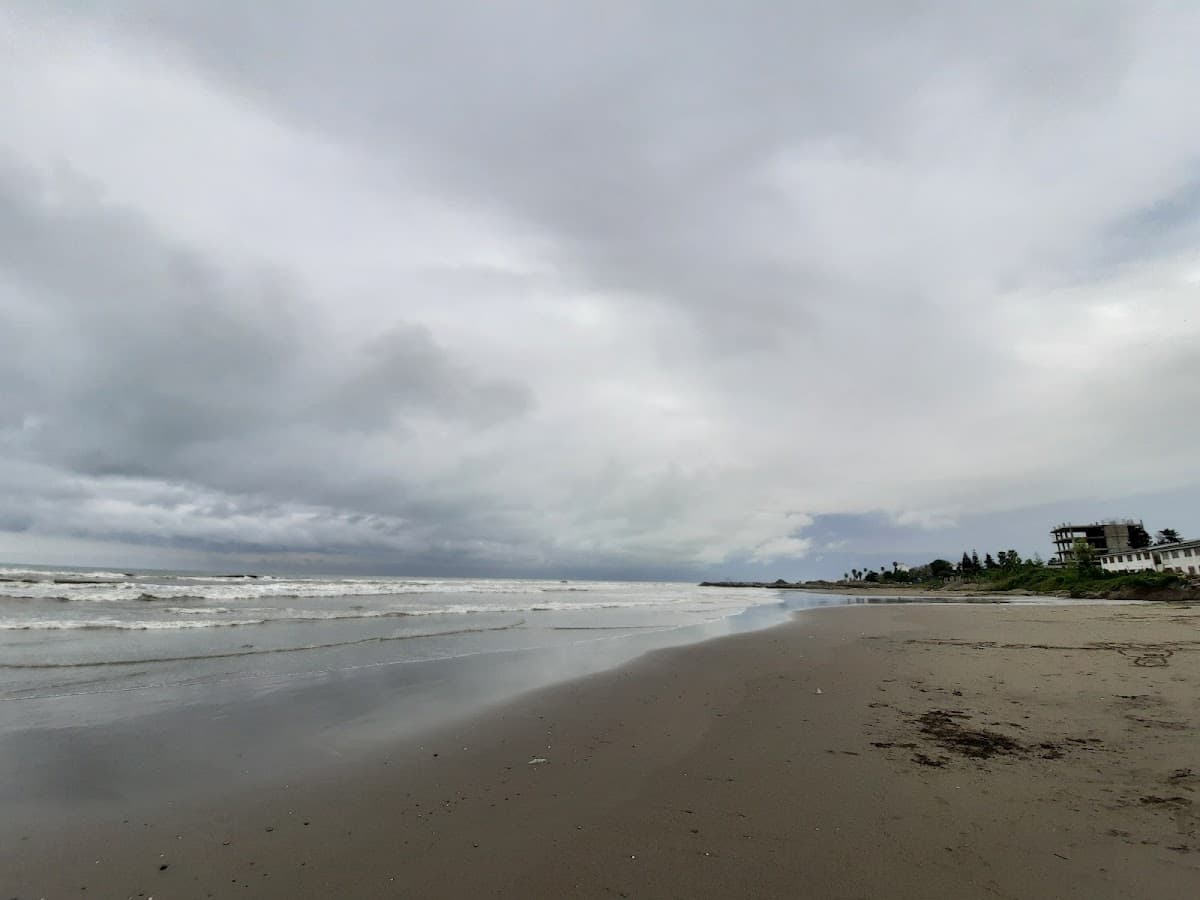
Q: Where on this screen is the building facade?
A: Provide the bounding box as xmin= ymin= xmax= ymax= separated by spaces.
xmin=1051 ymin=520 xmax=1144 ymax=564
xmin=1100 ymin=539 xmax=1200 ymax=576
xmin=1098 ymin=549 xmax=1157 ymax=573
xmin=1151 ymin=540 xmax=1200 ymax=576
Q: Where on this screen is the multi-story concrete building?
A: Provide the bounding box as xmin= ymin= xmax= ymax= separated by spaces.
xmin=1050 ymin=520 xmax=1144 ymax=564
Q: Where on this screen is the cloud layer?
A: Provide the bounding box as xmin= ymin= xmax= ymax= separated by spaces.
xmin=2 ymin=2 xmax=1199 ymax=575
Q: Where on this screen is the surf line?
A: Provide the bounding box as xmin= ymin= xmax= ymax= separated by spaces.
xmin=0 ymin=619 xmax=527 ymax=670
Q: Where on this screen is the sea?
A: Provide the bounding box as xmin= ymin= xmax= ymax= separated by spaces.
xmin=0 ymin=565 xmax=843 ymax=744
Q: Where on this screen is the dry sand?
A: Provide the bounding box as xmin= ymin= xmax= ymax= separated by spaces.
xmin=5 ymin=602 xmax=1199 ymax=898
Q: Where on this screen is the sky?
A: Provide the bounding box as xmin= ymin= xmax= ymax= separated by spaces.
xmin=1 ymin=2 xmax=1199 ymax=580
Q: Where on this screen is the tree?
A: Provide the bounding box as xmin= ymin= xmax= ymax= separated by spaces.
xmin=1128 ymin=523 xmax=1151 ymax=549
xmin=843 ymin=572 xmax=850 ymax=583
xmin=1072 ymin=539 xmax=1100 ymax=575
xmin=984 ymin=553 xmax=997 ymax=570
xmin=971 ymin=549 xmax=982 ymax=571
xmin=864 ymin=570 xmax=880 ymax=583
xmin=960 ymin=552 xmax=973 ymax=574
xmin=1156 ymin=528 xmax=1182 ymax=545
xmin=1002 ymin=549 xmax=1022 ymax=568
xmin=891 ymin=561 xmax=900 ymax=573
xmin=929 ymin=558 xmax=954 ymax=578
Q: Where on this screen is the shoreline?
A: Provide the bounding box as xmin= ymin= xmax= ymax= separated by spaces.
xmin=5 ymin=600 xmax=1199 ymax=897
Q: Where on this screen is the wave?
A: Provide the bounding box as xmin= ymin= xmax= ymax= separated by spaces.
xmin=0 ymin=579 xmax=603 ymax=604
xmin=0 ymin=619 xmax=526 ymax=669
xmin=0 ymin=567 xmax=129 ymax=579
xmin=0 ymin=617 xmax=272 ymax=631
xmin=0 ymin=594 xmax=745 ymax=632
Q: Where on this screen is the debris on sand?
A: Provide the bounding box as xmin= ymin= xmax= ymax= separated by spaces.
xmin=917 ymin=710 xmax=1025 ymax=759
xmin=1139 ymin=795 xmax=1190 ymax=806
xmin=912 ymin=752 xmax=948 ymax=768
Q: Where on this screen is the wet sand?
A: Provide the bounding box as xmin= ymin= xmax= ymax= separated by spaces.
xmin=5 ymin=602 xmax=1199 ymax=898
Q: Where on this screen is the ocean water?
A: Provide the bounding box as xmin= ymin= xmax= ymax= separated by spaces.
xmin=0 ymin=566 xmax=787 ymax=714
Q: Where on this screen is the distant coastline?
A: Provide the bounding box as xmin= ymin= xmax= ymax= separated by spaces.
xmin=700 ymin=578 xmax=1200 ymax=602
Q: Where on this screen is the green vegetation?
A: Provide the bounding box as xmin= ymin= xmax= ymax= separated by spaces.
xmin=841 ymin=544 xmax=1186 ymax=598
xmin=983 ymin=565 xmax=1180 ymax=598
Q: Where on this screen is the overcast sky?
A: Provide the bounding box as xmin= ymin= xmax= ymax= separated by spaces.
xmin=2 ymin=2 xmax=1199 ymax=579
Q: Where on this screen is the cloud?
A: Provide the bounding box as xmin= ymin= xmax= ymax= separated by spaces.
xmin=2 ymin=2 xmax=1200 ymax=576
xmin=750 ymin=536 xmax=815 ymax=565
xmin=889 ymin=509 xmax=961 ymax=531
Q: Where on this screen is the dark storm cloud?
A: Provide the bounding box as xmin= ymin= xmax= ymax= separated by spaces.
xmin=2 ymin=2 xmax=1200 ymax=575
xmin=0 ymin=156 xmax=535 ymax=559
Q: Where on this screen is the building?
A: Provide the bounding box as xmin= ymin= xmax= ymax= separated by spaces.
xmin=1050 ymin=520 xmax=1144 ymax=564
xmin=1100 ymin=539 xmax=1200 ymax=576
xmin=1098 ymin=549 xmax=1157 ymax=573
xmin=1152 ymin=539 xmax=1200 ymax=576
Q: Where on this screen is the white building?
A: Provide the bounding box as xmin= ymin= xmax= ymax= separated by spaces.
xmin=1153 ymin=540 xmax=1200 ymax=576
xmin=1099 ymin=549 xmax=1157 ymax=573
xmin=1100 ymin=539 xmax=1200 ymax=576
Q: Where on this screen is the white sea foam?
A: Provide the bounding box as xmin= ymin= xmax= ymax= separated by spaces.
xmin=1 ymin=576 xmax=608 ymax=604
xmin=0 ymin=573 xmax=765 ymax=634
xmin=0 ymin=617 xmax=271 ymax=631
xmin=3 ymin=601 xmax=749 ymax=633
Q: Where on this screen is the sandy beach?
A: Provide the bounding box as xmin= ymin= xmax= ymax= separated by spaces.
xmin=5 ymin=600 xmax=1199 ymax=898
